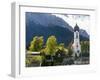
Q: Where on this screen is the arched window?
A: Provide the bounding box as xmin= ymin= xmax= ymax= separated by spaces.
xmin=77 ymin=50 xmax=79 ymax=53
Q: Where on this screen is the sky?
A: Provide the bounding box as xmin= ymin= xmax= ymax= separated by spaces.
xmin=52 ymin=14 xmax=90 ymax=35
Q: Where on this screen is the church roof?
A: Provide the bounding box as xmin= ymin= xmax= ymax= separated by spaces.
xmin=74 ymin=24 xmax=79 ymax=32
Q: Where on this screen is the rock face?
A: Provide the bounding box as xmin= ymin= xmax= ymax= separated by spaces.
xmin=26 ymin=12 xmax=89 ymax=48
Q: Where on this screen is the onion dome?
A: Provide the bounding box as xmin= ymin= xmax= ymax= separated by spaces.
xmin=74 ymin=24 xmax=79 ymax=32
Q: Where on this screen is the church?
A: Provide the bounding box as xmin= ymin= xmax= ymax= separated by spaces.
xmin=72 ymin=24 xmax=81 ymax=58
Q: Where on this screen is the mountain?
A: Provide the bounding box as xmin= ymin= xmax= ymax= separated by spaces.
xmin=26 ymin=12 xmax=89 ymax=48
xmin=26 ymin=12 xmax=73 ymax=31
xmin=80 ymin=29 xmax=89 ymax=40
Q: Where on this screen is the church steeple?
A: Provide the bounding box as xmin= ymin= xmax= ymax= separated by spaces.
xmin=72 ymin=23 xmax=81 ymax=58
xmin=74 ymin=24 xmax=79 ymax=32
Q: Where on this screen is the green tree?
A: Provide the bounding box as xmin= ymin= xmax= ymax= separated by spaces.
xmin=68 ymin=47 xmax=73 ymax=56
xmin=45 ymin=36 xmax=57 ymax=55
xmin=29 ymin=36 xmax=44 ymax=51
xmin=56 ymin=43 xmax=68 ymax=55
xmin=67 ymin=41 xmax=73 ymax=57
xmin=58 ymin=43 xmax=64 ymax=50
xmin=80 ymin=41 xmax=89 ymax=57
